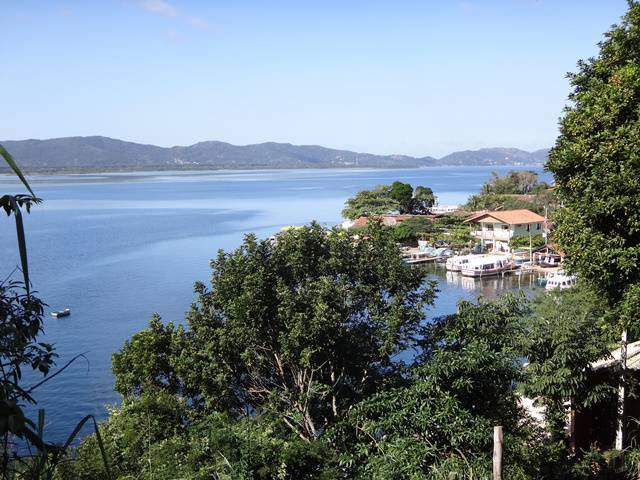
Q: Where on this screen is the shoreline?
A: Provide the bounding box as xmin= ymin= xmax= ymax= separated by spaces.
xmin=0 ymin=163 xmax=546 ymax=178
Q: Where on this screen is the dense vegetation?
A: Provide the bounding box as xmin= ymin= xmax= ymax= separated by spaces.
xmin=66 ymin=262 xmax=631 ymax=479
xmin=463 ymin=170 xmax=556 ymax=215
xmin=481 ymin=171 xmax=551 ymax=195
xmin=342 ymin=181 xmax=436 ymax=219
xmin=547 ymin=1 xmax=640 ymax=311
xmin=389 ymin=214 xmax=474 ymax=247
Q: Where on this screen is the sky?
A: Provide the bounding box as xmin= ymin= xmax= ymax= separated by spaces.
xmin=0 ymin=0 xmax=630 ymax=157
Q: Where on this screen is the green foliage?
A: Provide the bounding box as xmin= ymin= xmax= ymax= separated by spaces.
xmin=463 ymin=170 xmax=556 ymax=215
xmin=0 ymin=281 xmax=56 ymax=476
xmin=389 ymin=181 xmax=414 ymax=214
xmin=464 ymin=192 xmax=556 ymax=216
xmin=413 ymin=185 xmax=436 ymax=214
xmin=71 ymin=408 xmax=338 ymax=480
xmin=481 ymin=170 xmax=550 ymax=195
xmin=112 ymin=223 xmax=435 ymax=441
xmin=510 ymin=234 xmax=546 ymax=249
xmin=546 ymin=2 xmax=640 ymax=312
xmin=391 ymin=217 xmax=435 ymax=243
xmin=341 ymin=185 xmax=399 ymax=220
xmin=68 ymin=391 xmax=188 ymax=479
xmin=522 ymin=286 xmax=616 ymax=448
xmin=334 ymin=294 xmax=543 ymax=479
xmin=342 ymin=182 xmax=437 ymax=219
xmin=1 ymin=142 xmax=41 ymax=296
xmin=112 ymin=314 xmax=187 ymax=398
xmin=426 ymin=214 xmax=474 ymax=246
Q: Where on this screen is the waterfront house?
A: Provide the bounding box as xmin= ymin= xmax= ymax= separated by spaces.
xmin=464 ymin=209 xmax=547 ymax=253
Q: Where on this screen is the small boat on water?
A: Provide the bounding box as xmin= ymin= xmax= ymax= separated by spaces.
xmin=446 ymin=254 xmax=479 ymax=272
xmin=545 ymin=272 xmax=577 ymax=291
xmin=51 ymin=308 xmax=71 ymax=318
xmin=404 ymin=251 xmax=439 ymax=264
xmin=460 ymin=255 xmax=514 ymax=278
xmin=433 ymin=247 xmax=454 ymax=260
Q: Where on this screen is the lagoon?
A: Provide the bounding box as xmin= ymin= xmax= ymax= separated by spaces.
xmin=0 ymin=166 xmax=551 ymax=441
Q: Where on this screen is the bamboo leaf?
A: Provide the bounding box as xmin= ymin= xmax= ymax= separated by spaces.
xmin=0 ymin=143 xmax=35 ymax=197
xmin=9 ymin=196 xmax=30 ymax=294
xmin=62 ymin=415 xmax=113 ymax=479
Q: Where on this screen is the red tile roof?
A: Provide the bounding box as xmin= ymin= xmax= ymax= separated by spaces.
xmin=464 ymin=209 xmax=546 ymax=225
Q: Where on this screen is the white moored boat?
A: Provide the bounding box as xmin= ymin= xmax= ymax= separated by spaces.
xmin=545 ymin=272 xmax=577 ymax=290
xmin=445 ymin=254 xmax=479 ymax=272
xmin=460 ymin=255 xmax=514 ymax=278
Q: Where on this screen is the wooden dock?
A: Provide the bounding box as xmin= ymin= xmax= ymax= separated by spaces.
xmin=402 ymin=247 xmax=443 ymax=265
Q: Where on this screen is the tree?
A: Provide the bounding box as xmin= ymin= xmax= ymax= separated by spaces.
xmin=546 ymin=2 xmax=640 ymax=450
xmin=522 ymin=287 xmax=615 ymax=454
xmin=464 ymin=191 xmax=555 ymax=215
xmin=389 ymin=181 xmax=414 ymax=214
xmin=342 ymin=182 xmax=438 ymax=219
xmin=481 ymin=170 xmax=550 ymax=195
xmin=547 ymin=2 xmax=640 ymax=310
xmin=71 ymin=404 xmax=338 ymax=480
xmin=391 ymin=217 xmax=434 ymax=244
xmin=464 ymin=170 xmax=555 ymax=214
xmin=413 ymin=185 xmax=436 ymax=214
xmin=341 ymin=185 xmax=399 ymax=220
xmin=510 ymin=234 xmax=546 ymax=250
xmin=112 ymin=222 xmax=436 ymax=441
xmin=336 ymin=294 xmax=545 ymax=479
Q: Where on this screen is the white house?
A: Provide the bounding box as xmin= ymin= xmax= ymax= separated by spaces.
xmin=464 ymin=209 xmax=547 ymax=252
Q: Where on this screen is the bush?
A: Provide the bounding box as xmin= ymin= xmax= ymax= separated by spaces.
xmin=392 ymin=217 xmax=435 ymax=243
xmin=510 ymin=234 xmax=546 ymax=249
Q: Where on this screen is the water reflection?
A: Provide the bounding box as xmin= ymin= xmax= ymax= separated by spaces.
xmin=417 ymin=263 xmax=545 ymax=321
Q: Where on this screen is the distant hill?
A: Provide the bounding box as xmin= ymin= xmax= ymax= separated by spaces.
xmin=435 ymin=147 xmax=547 ymax=166
xmin=0 ymin=137 xmax=548 ymax=173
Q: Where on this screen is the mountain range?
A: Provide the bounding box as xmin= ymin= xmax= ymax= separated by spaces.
xmin=0 ymin=136 xmax=549 ymax=173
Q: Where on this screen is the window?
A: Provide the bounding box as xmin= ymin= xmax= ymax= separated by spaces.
xmin=536 ymin=223 xmax=541 ymax=230
xmin=502 ymin=224 xmax=509 ymax=230
xmin=486 ymin=224 xmax=494 ymax=231
xmin=526 ymin=224 xmax=530 ymax=232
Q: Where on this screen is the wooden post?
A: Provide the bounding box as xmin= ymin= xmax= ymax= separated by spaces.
xmin=493 ymin=426 xmax=503 ymax=480
xmin=615 ymin=329 xmax=628 ymax=450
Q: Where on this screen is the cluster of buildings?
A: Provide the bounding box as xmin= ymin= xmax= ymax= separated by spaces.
xmin=346 ymin=207 xmax=550 ymax=254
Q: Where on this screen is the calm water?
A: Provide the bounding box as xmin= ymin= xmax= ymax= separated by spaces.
xmin=0 ymin=166 xmax=551 ymax=441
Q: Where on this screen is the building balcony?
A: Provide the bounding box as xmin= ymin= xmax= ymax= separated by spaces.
xmin=471 ymin=230 xmax=514 ymax=242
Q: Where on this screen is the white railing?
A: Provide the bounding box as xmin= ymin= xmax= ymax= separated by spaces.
xmin=471 ymin=230 xmax=513 ymax=241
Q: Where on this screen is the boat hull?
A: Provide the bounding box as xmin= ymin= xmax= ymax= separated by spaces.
xmin=459 ymin=257 xmax=514 ymax=277
xmin=460 ymin=268 xmax=510 ymax=278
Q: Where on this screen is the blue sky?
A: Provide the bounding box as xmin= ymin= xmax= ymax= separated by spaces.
xmin=1 ymin=1 xmax=629 ymax=157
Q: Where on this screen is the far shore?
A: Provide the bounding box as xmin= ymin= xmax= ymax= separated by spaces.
xmin=0 ymin=162 xmax=545 ymax=179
